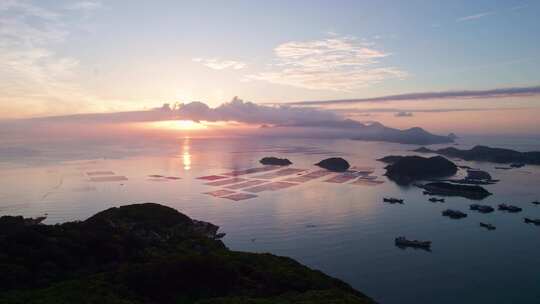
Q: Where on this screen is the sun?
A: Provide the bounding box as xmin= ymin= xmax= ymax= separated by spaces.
xmin=148 ymin=120 xmax=208 ymax=131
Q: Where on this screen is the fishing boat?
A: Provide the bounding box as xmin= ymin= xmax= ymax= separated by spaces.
xmin=479 ymin=222 xmax=496 ymax=230
xmin=429 ymin=197 xmax=445 ymax=202
xmin=470 ymin=204 xmax=494 ymax=213
xmin=383 ymin=197 xmax=404 ymax=204
xmin=395 ymin=236 xmax=431 ymax=249
xmin=524 ymin=218 xmax=540 ymax=225
xmin=442 ymin=209 xmax=467 ymax=219
xmin=498 ymin=204 xmax=522 ymax=213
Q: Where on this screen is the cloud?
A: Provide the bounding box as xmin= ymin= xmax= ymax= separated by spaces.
xmin=457 ymin=11 xmax=495 ymax=22
xmin=23 ymin=97 xmax=342 ymax=126
xmin=0 ymin=0 xmax=101 ymax=117
xmin=284 ymin=85 xmax=540 ymax=106
xmin=511 ymin=5 xmax=527 ymax=11
xmin=66 ymin=1 xmax=102 ymax=11
xmin=0 ymin=0 xmax=59 ymax=20
xmin=245 ymin=35 xmax=407 ymax=91
xmin=192 ymin=58 xmax=246 ymax=70
xmin=394 ymin=111 xmax=413 ymax=117
xmin=3 ymin=97 xmax=452 ymax=146
xmin=333 ymin=106 xmax=531 ymax=115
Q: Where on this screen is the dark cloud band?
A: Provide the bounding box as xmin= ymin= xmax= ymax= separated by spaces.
xmin=284 ymin=85 xmax=540 ymax=106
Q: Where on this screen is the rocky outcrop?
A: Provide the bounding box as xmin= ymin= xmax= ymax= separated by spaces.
xmin=0 ymin=203 xmax=373 ymax=304
xmin=315 ymin=157 xmax=350 ymax=172
xmin=381 ymin=155 xmax=458 ymax=184
xmin=260 ymin=157 xmax=292 ymax=166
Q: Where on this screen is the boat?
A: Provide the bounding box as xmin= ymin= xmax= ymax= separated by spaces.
xmin=470 ymin=204 xmax=494 ymax=213
xmin=442 ymin=209 xmax=467 ymax=219
xmin=524 ymin=218 xmax=540 ymax=225
xmin=479 ymin=222 xmax=496 ymax=230
xmin=510 ymin=163 xmax=525 ymax=168
xmin=395 ymin=236 xmax=431 ymax=249
xmin=498 ymin=204 xmax=522 ymax=213
xmin=383 ymin=197 xmax=404 ymax=204
xmin=429 ymin=197 xmax=445 ymax=202
xmin=531 ymin=201 xmax=540 ymax=206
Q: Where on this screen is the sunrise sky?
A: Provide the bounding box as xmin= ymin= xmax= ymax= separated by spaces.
xmin=1 ymin=0 xmax=540 ymax=134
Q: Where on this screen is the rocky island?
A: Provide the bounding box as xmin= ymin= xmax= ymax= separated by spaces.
xmin=419 ymin=182 xmax=492 ymax=200
xmin=379 ymin=155 xmax=458 ymax=184
xmin=414 ymin=145 xmax=540 ymax=165
xmin=259 ymin=156 xmax=292 ymax=166
xmin=0 ymin=203 xmax=373 ymax=304
xmin=315 ymin=157 xmax=351 ymax=172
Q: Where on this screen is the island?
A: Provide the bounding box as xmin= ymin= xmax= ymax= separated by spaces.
xmin=260 ymin=156 xmax=292 ymax=166
xmin=418 ymin=182 xmax=492 ymax=200
xmin=0 ymin=203 xmax=373 ymax=304
xmin=315 ymin=157 xmax=351 ymax=172
xmin=413 ymin=145 xmax=540 ymax=165
xmin=379 ymin=155 xmax=458 ymax=184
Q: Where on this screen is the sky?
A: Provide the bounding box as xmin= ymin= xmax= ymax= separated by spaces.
xmin=1 ymin=0 xmax=540 ymax=135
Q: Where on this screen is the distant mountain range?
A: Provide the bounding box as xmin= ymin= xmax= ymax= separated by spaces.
xmin=277 ymin=119 xmax=455 ymax=145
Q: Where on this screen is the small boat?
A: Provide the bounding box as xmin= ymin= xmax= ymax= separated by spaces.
xmin=531 ymin=201 xmax=540 ymax=206
xmin=498 ymin=204 xmax=522 ymax=213
xmin=429 ymin=197 xmax=445 ymax=203
xmin=470 ymin=204 xmax=494 ymax=213
xmin=383 ymin=197 xmax=404 ymax=204
xmin=480 ymin=222 xmax=496 ymax=230
xmin=395 ymin=236 xmax=431 ymax=249
xmin=510 ymin=163 xmax=525 ymax=168
xmin=442 ymin=209 xmax=467 ymax=219
xmin=524 ymin=218 xmax=540 ymax=226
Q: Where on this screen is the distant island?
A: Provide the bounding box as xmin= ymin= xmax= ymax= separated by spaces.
xmin=0 ymin=203 xmax=374 ymax=304
xmin=260 ymin=156 xmax=292 ymax=166
xmin=414 ymin=145 xmax=540 ymax=165
xmin=378 ymin=155 xmax=458 ymax=184
xmin=315 ymin=157 xmax=351 ymax=172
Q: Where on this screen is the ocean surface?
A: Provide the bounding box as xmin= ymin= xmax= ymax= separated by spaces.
xmin=1 ymin=136 xmax=540 ymax=304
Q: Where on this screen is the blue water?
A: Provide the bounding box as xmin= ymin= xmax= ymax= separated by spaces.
xmin=1 ymin=136 xmax=539 ymax=303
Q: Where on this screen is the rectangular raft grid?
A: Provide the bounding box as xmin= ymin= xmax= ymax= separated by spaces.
xmin=222 ymin=193 xmax=259 ymax=201
xmin=221 ymin=166 xmax=280 ymax=177
xmin=244 ymin=181 xmax=299 ymax=193
xmin=198 ymin=164 xmax=383 ymax=201
xmin=252 ymin=168 xmax=307 ymax=179
xmin=205 ymin=177 xmax=247 ymax=186
xmin=204 ymin=189 xmax=236 ymax=197
xmin=225 ymin=180 xmax=267 ymax=190
xmin=197 ymin=175 xmax=229 ymax=181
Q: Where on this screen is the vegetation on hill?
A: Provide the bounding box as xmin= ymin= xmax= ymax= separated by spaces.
xmin=0 ymin=203 xmax=373 ymax=304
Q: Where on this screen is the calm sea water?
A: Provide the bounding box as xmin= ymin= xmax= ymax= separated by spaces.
xmin=1 ymin=136 xmax=539 ymax=304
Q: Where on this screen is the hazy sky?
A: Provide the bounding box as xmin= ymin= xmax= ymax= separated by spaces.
xmin=1 ymin=0 xmax=540 ymax=134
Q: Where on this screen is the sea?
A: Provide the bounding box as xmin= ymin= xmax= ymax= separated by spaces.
xmin=1 ymin=135 xmax=539 ymax=304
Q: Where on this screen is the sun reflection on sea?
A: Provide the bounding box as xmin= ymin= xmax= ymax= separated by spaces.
xmin=182 ymin=137 xmax=191 ymax=170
